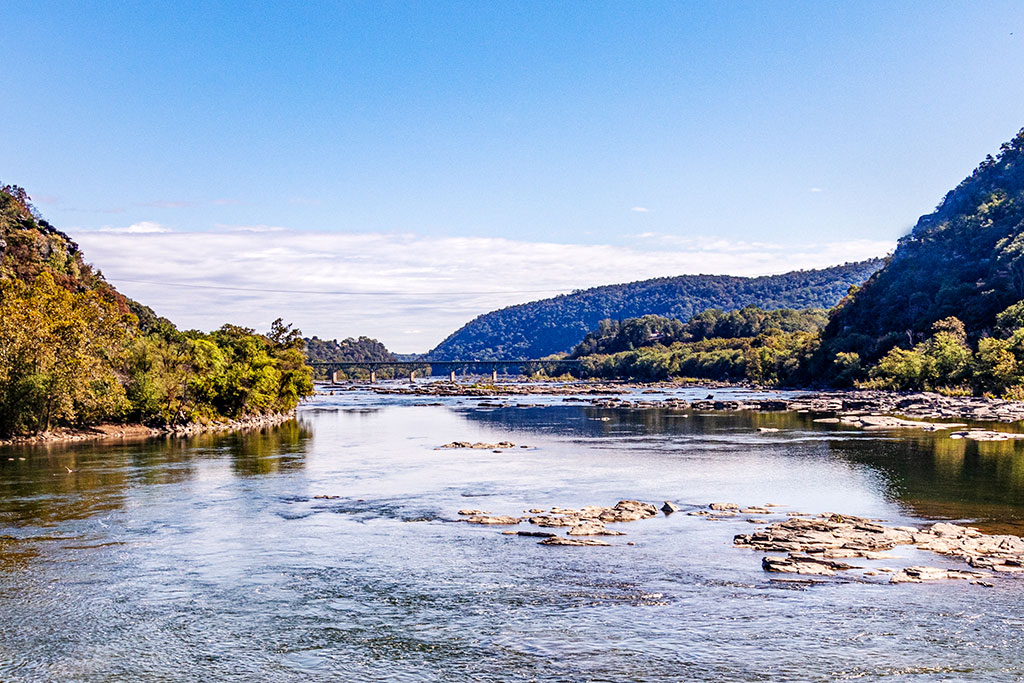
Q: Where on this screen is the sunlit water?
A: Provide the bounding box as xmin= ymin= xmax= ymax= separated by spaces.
xmin=1 ymin=384 xmax=1023 ymax=681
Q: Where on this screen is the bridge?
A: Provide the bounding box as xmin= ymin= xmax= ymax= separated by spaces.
xmin=309 ymin=359 xmax=584 ymax=383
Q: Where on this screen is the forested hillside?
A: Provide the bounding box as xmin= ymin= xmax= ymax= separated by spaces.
xmin=0 ymin=184 xmax=313 ymax=436
xmin=823 ymin=128 xmax=1024 ymax=361
xmin=427 ymin=260 xmax=882 ymax=360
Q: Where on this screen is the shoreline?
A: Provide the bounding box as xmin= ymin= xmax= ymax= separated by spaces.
xmin=328 ymin=379 xmax=1024 ymax=426
xmin=0 ymin=411 xmax=298 ymax=448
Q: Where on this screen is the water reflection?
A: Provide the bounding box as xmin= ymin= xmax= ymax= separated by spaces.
xmin=462 ymin=405 xmax=1024 ymax=534
xmin=0 ymin=420 xmax=312 ymax=528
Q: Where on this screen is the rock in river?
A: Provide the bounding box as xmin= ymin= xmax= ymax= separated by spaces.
xmin=567 ymin=522 xmax=625 ymax=536
xmin=463 ymin=515 xmax=522 ymax=525
xmin=540 ymin=536 xmax=611 ymax=547
xmin=889 ymin=566 xmax=991 ymax=585
xmin=762 ymin=554 xmax=858 ymax=576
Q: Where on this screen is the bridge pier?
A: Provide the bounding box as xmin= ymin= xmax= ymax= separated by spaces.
xmin=449 ymin=370 xmax=456 ymax=382
xmin=370 ymin=369 xmax=376 ymax=383
xmin=409 ymin=370 xmax=416 ymax=383
xmin=491 ymin=367 xmax=498 ymax=383
xmin=331 ymin=370 xmax=340 ymax=383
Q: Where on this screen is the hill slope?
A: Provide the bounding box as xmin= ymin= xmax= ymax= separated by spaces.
xmin=426 ymin=259 xmax=884 ymax=360
xmin=0 ymin=184 xmax=313 ymax=436
xmin=823 ymin=128 xmax=1024 ymax=360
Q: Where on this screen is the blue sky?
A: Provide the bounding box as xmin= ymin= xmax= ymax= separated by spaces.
xmin=3 ymin=2 xmax=1024 ymax=350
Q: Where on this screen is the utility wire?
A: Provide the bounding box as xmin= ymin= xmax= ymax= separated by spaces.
xmin=107 ymin=277 xmax=573 ymax=297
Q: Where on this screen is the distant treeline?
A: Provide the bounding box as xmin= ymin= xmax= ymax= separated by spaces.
xmin=569 ymin=308 xmax=825 ymax=385
xmin=304 ymin=336 xmax=429 ymax=379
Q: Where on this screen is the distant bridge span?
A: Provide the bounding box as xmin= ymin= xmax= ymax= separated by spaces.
xmin=309 ymin=359 xmax=583 ymax=383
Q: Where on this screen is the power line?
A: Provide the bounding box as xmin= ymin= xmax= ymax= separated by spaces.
xmin=107 ymin=277 xmax=573 ymax=297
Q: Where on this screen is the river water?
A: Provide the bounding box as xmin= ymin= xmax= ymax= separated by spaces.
xmin=1 ymin=385 xmax=1023 ymax=681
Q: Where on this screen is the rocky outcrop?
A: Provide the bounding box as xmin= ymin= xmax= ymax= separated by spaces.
xmin=735 ymin=513 xmax=1024 ymax=581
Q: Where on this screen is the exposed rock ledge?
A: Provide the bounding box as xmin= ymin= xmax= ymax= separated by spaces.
xmin=735 ymin=513 xmax=1024 ymax=583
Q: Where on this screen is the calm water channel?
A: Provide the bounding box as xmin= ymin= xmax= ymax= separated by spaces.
xmin=1 ymin=385 xmax=1023 ymax=681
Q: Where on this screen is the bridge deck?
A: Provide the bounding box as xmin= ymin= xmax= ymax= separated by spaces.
xmin=309 ymin=359 xmax=582 ymax=368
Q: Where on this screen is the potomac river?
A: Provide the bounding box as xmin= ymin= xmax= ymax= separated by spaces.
xmin=1 ymin=384 xmax=1023 ymax=681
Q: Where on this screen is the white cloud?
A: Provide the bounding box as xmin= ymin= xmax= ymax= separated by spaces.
xmin=810 ymin=187 xmax=824 ymax=193
xmin=214 ymin=223 xmax=288 ymax=233
xmin=74 ymin=228 xmax=894 ymax=353
xmin=631 ymin=206 xmax=651 ymax=213
xmin=95 ymin=221 xmax=171 ymax=234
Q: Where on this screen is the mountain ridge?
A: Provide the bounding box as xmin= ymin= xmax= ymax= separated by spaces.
xmin=426 ymin=259 xmax=885 ymax=360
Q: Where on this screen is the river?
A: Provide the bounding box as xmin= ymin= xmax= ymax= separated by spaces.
xmin=1 ymin=385 xmax=1023 ymax=681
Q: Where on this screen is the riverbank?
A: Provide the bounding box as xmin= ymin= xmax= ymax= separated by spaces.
xmin=0 ymin=411 xmax=298 ymax=448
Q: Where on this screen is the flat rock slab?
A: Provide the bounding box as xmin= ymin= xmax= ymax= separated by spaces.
xmin=540 ymin=536 xmax=611 ymax=547
xmin=890 ymin=566 xmax=991 ymax=585
xmin=841 ymin=415 xmax=967 ymax=431
xmin=949 ymin=430 xmax=1024 ymax=441
xmin=463 ymin=515 xmax=522 ymax=525
xmin=437 ymin=441 xmax=516 ymax=449
xmin=762 ymin=554 xmax=858 ymax=576
xmin=567 ymin=523 xmax=625 ymax=536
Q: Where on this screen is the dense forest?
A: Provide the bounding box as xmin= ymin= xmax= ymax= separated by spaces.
xmin=425 ymin=260 xmax=882 ymax=360
xmin=0 ymin=185 xmax=313 ymax=437
xmin=571 ymin=308 xmax=826 ymax=385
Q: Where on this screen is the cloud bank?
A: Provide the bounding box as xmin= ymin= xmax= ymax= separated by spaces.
xmin=73 ymin=229 xmax=893 ymax=352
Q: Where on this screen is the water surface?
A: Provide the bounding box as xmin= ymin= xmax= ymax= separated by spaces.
xmin=1 ymin=386 xmax=1023 ymax=681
